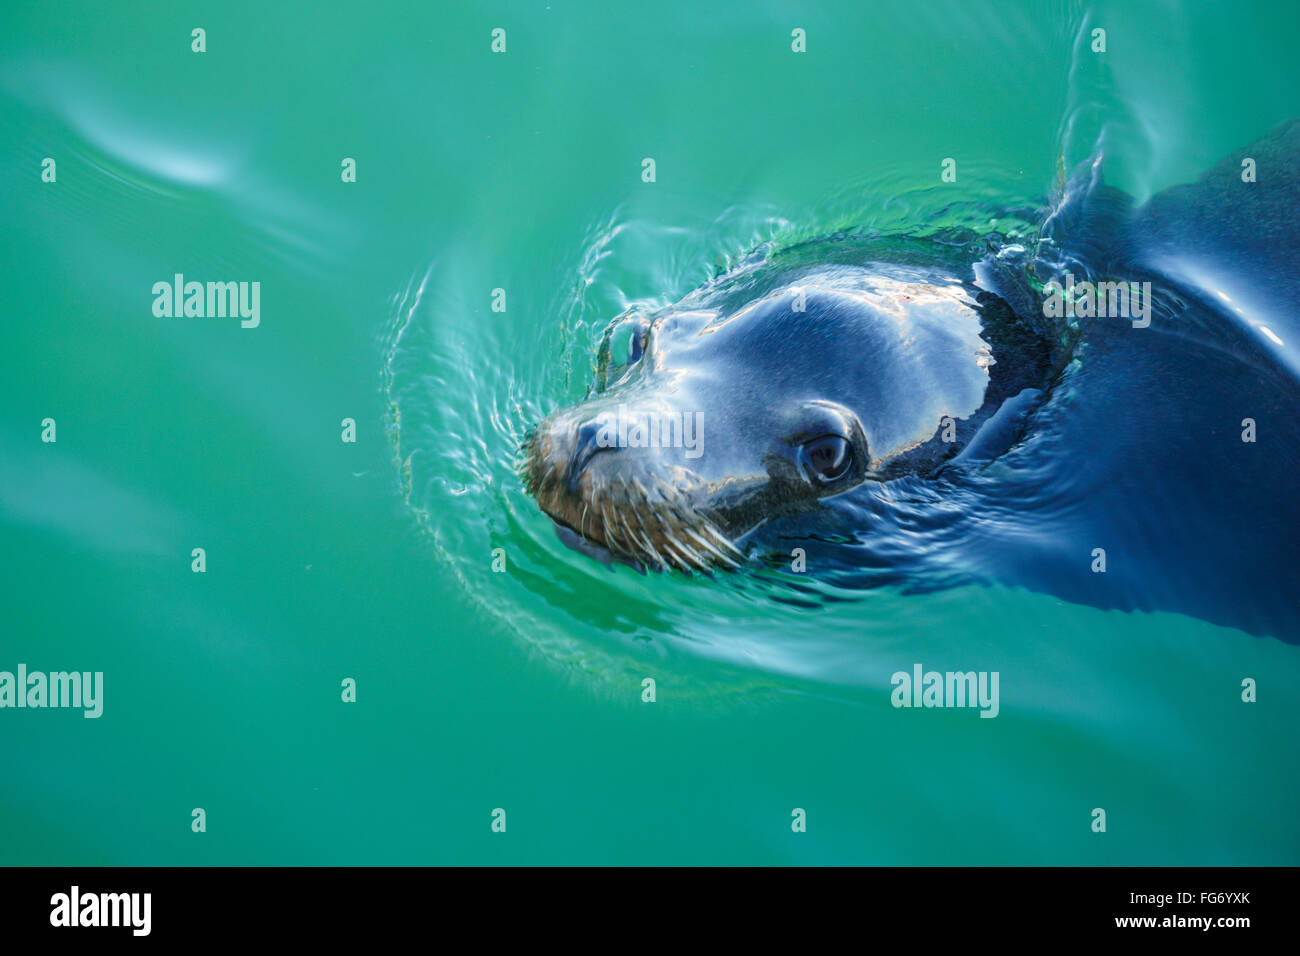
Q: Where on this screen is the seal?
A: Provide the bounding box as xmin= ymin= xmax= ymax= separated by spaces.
xmin=525 ymin=258 xmax=1055 ymax=570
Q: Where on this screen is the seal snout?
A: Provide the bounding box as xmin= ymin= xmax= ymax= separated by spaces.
xmin=523 ymin=405 xmax=743 ymax=573
xmin=567 ymin=416 xmax=620 ymax=490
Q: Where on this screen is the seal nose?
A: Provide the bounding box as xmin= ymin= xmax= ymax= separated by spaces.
xmin=568 ymin=417 xmax=618 ymax=488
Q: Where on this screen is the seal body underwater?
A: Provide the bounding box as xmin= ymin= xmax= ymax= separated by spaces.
xmin=524 ymin=255 xmax=1058 ymax=571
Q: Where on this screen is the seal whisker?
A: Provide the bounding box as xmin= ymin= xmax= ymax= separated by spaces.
xmin=680 ymin=523 xmax=741 ymax=570
xmin=658 ymin=515 xmax=708 ymax=572
xmin=696 ymin=517 xmax=746 ymax=564
xmin=613 ymin=507 xmax=649 ymax=566
xmin=625 ymin=500 xmax=668 ymax=571
xmin=658 ymin=536 xmax=700 ymax=572
xmin=598 ymin=501 xmax=625 ymax=556
xmin=651 ymin=476 xmax=678 ymax=504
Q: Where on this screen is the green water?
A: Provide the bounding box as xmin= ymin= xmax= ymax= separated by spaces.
xmin=2 ymin=0 xmax=1297 ymax=865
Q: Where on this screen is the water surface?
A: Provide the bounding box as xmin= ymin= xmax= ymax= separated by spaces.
xmin=2 ymin=0 xmax=1297 ymax=864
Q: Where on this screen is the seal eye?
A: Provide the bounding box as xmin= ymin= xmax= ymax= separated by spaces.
xmin=803 ymin=435 xmax=852 ymax=484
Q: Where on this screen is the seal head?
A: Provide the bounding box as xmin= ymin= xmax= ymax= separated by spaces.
xmin=526 ymin=264 xmax=1021 ymax=570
